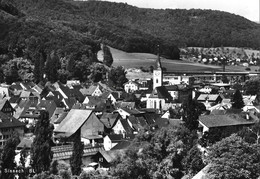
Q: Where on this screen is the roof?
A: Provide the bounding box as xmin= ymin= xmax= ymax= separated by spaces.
xmin=53 ymin=112 xmax=68 ymax=124
xmin=111 ymin=140 xmax=132 ymax=150
xmin=120 ymin=107 xmax=143 ymax=115
xmin=0 ymin=99 xmax=8 ymax=110
xmin=120 ymin=119 xmax=133 ymax=134
xmin=154 ymin=118 xmax=169 ymax=128
xmin=82 ymin=85 xmax=100 ymax=96
xmin=149 ymin=86 xmax=173 ymax=100
xmin=165 ymin=85 xmax=179 ymax=91
xmin=54 ymin=109 xmax=93 ymax=136
xmin=199 ymin=113 xmax=257 ymax=128
xmin=99 ymin=113 xmax=119 ymax=128
xmin=197 ymin=94 xmax=223 ymax=102
xmin=0 ymin=111 xmax=25 ymax=129
xmin=123 ymin=81 xmax=140 ymax=86
xmin=115 ymin=102 xmax=135 ymax=109
xmin=98 ymin=150 xmax=115 ymax=163
xmin=106 ymin=134 xmax=124 ymax=142
xmin=17 ymin=137 xmax=33 ymax=149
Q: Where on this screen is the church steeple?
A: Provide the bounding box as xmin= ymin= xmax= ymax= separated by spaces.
xmin=153 ymin=45 xmax=163 ymax=89
xmin=156 ymin=45 xmax=162 ymax=70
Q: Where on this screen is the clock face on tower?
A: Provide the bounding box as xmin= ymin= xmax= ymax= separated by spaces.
xmin=154 ymin=71 xmax=161 ymax=76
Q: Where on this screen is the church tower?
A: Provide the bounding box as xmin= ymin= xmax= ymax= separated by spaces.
xmin=153 ymin=46 xmax=163 ymax=89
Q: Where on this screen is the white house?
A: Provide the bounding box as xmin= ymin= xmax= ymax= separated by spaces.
xmin=123 ymin=81 xmax=140 ymax=93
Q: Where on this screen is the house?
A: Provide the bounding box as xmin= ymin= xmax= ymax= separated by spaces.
xmin=112 ymin=118 xmax=133 ymax=135
xmin=51 ymin=144 xmax=104 ymax=167
xmin=199 ymin=112 xmax=259 ymax=133
xmin=54 ymin=109 xmax=104 ymax=146
xmin=146 ymin=86 xmax=173 ymax=110
xmin=164 ymin=75 xmax=194 ymax=85
xmin=101 ymin=91 xmax=122 ymax=104
xmin=0 ymin=85 xmax=9 ymax=98
xmin=19 ymin=100 xmax=57 ymax=126
xmin=116 ymin=107 xmax=144 ymax=119
xmin=0 ymin=112 xmax=25 ymax=149
xmin=103 ymin=134 xmax=124 ymax=151
xmin=99 ymin=113 xmax=121 ymax=132
xmin=0 ymin=99 xmax=15 ymax=116
xmin=197 ymin=94 xmax=223 ymax=104
xmin=80 ymin=85 xmax=103 ymax=97
xmin=123 ymin=81 xmax=140 ymax=93
xmin=19 ymin=90 xmax=40 ymax=101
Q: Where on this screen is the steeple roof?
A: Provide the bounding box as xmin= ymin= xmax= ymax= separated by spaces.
xmin=156 ymin=45 xmax=162 ymax=70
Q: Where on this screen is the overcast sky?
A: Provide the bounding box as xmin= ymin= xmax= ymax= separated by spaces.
xmin=103 ymin=0 xmax=259 ymax=22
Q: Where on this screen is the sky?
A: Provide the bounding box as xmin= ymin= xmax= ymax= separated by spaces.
xmin=103 ymin=0 xmax=260 ymax=22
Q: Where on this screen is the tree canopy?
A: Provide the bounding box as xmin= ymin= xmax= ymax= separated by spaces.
xmin=206 ymin=134 xmax=260 ymax=179
xmin=30 ymin=111 xmax=53 ymax=174
xmin=231 ymin=89 xmax=244 ymax=109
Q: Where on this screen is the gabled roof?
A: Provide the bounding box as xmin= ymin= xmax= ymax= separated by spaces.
xmin=82 ymin=85 xmax=100 ymax=96
xmin=106 ymin=134 xmax=124 ymax=142
xmin=0 ymin=111 xmax=25 ymax=128
xmin=119 ymin=107 xmax=143 ymax=115
xmin=197 ymin=94 xmax=223 ymax=102
xmin=54 ymin=109 xmax=93 ymax=136
xmin=53 ymin=112 xmax=68 ymax=124
xmin=100 ymin=113 xmax=120 ymax=128
xmin=115 ymin=102 xmax=135 ymax=109
xmin=123 ymin=81 xmax=140 ymax=86
xmin=199 ymin=113 xmax=257 ymax=128
xmin=154 ymin=118 xmax=169 ymax=128
xmin=120 ymin=119 xmax=133 ymax=134
xmin=0 ymin=99 xmax=8 ymax=110
xmin=17 ymin=137 xmax=33 ymax=149
xmin=149 ymin=86 xmax=173 ymax=100
xmin=111 ymin=140 xmax=132 ymax=150
xmin=165 ymin=85 xmax=179 ymax=91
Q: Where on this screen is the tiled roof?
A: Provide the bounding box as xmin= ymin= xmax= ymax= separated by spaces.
xmin=120 ymin=119 xmax=133 ymax=134
xmin=52 ymin=145 xmax=104 ymax=161
xmin=0 ymin=99 xmax=8 ymax=110
xmin=120 ymin=107 xmax=143 ymax=115
xmin=0 ymin=111 xmax=25 ymax=128
xmin=199 ymin=113 xmax=257 ymax=128
xmin=197 ymin=94 xmax=223 ymax=102
xmin=99 ymin=113 xmax=119 ymax=128
xmin=111 ymin=140 xmax=132 ymax=150
xmin=53 ymin=112 xmax=68 ymax=124
xmin=107 ymin=134 xmax=124 ymax=142
xmin=17 ymin=137 xmax=33 ymax=149
xmin=149 ymin=86 xmax=173 ymax=100
xmin=54 ymin=109 xmax=93 ymax=136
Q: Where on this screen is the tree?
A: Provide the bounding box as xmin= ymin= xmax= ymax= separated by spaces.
xmin=244 ymin=76 xmax=260 ymax=95
xmin=45 ymin=51 xmax=60 ymax=82
xmin=238 ymin=122 xmax=260 ymax=144
xmin=34 ymin=51 xmax=45 ymax=83
xmin=108 ymin=66 xmax=128 ymax=89
xmin=111 ymin=126 xmax=197 ymax=179
xmin=182 ymin=97 xmax=205 ymax=131
xmin=206 ymin=134 xmax=260 ymax=179
xmin=182 ymin=145 xmax=205 ymax=176
xmin=70 ymin=129 xmax=84 ymax=176
xmin=231 ymin=89 xmax=244 ymax=109
xmin=1 ymin=132 xmax=20 ymax=179
xmin=102 ymin=44 xmax=113 ymax=67
xmin=30 ymin=111 xmax=53 ymax=174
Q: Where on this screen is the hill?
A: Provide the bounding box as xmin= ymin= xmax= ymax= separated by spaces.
xmin=1 ymin=0 xmax=260 ymax=60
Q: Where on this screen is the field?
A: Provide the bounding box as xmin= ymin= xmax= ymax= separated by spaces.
xmin=98 ymin=47 xmax=259 ymax=72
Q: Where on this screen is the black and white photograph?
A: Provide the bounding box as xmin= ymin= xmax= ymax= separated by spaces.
xmin=0 ymin=0 xmax=259 ymax=178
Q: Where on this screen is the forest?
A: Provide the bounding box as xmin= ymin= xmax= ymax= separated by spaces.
xmin=0 ymin=0 xmax=260 ymax=84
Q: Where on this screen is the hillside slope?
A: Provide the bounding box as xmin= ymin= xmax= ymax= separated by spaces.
xmin=1 ymin=0 xmax=260 ymax=60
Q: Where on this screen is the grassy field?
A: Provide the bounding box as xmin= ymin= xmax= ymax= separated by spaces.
xmin=98 ymin=47 xmax=258 ymax=72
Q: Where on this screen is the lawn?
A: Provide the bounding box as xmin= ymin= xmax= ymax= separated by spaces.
xmin=97 ymin=47 xmax=258 ymax=72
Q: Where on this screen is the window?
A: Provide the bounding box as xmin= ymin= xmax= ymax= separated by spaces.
xmin=156 ymin=79 xmax=158 ymax=83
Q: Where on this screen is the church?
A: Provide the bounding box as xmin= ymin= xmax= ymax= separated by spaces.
xmin=146 ymin=50 xmax=173 ymax=110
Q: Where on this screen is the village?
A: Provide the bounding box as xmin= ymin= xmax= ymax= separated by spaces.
xmin=0 ymin=51 xmax=260 ymax=178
